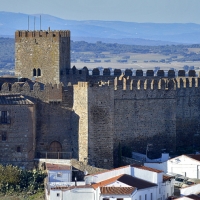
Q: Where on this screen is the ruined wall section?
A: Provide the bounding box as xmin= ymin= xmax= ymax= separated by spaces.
xmin=113 ymin=77 xmax=177 ymax=162
xmin=15 ymin=30 xmax=70 ymax=85
xmin=175 ymin=77 xmax=200 ymax=149
xmin=0 ymin=104 xmax=36 ymax=169
xmin=88 ymin=82 xmax=114 ymax=169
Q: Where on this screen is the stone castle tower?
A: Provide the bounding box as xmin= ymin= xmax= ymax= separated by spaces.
xmin=15 ymin=30 xmax=70 ymax=84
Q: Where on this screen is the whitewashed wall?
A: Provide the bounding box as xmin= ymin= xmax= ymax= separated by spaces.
xmin=144 ymin=162 xmax=167 ymax=173
xmin=168 ymin=155 xmax=200 ymax=178
xmin=131 ymin=166 xmax=162 ymax=184
xmin=48 ymin=170 xmax=72 ymax=182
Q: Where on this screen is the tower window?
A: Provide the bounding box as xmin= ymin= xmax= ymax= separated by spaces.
xmin=17 ymin=146 xmax=21 ymax=152
xmin=33 ymin=68 xmax=36 ymax=76
xmin=37 ymin=68 xmax=41 ymax=76
xmin=2 ymin=132 xmax=7 ymax=141
xmin=1 ymin=111 xmax=10 ymax=124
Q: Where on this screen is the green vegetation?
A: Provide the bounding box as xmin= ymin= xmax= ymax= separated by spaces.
xmin=1 ymin=38 xmax=200 ymax=72
xmin=0 ymin=165 xmax=46 ymax=199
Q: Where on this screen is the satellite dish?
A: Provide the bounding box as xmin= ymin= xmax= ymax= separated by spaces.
xmin=84 ymin=170 xmax=88 ymax=175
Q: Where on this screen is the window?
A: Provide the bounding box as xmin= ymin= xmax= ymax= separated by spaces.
xmin=17 ymin=146 xmax=21 ymax=152
xmin=1 ymin=111 xmax=10 ymax=124
xmin=57 ymin=193 xmax=60 ymax=197
xmin=37 ymin=68 xmax=41 ymax=76
xmin=2 ymin=132 xmax=7 ymax=141
xmin=145 ymin=194 xmax=147 ymax=200
xmin=57 ymin=172 xmax=62 ymax=177
xmin=151 ymin=193 xmax=153 ymax=200
xmin=33 ymin=68 xmax=36 ymax=76
xmin=139 ymin=195 xmax=141 ymax=200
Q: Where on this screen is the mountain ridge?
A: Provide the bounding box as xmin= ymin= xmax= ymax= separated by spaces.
xmin=1 ymin=11 xmax=200 ymax=45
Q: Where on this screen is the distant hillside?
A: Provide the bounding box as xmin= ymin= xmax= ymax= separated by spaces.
xmin=1 ymin=11 xmax=200 ymax=45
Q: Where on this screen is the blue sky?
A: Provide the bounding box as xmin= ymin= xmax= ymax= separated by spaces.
xmin=1 ymin=0 xmax=200 ymax=23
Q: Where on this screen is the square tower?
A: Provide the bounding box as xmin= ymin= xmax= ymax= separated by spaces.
xmin=15 ymin=30 xmax=70 ymax=84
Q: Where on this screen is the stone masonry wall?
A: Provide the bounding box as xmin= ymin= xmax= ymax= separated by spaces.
xmin=0 ymin=104 xmax=36 ymax=169
xmin=15 ymin=30 xmax=70 ymax=85
xmin=88 ymin=82 xmax=114 ymax=169
xmin=73 ymin=82 xmax=89 ymax=163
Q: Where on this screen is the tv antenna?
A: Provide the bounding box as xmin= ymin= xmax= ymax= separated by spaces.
xmin=40 ymin=15 xmax=42 ymax=30
xmin=28 ymin=16 xmax=29 ymax=31
xmin=34 ymin=16 xmax=36 ymax=31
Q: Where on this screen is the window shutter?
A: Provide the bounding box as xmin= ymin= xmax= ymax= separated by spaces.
xmin=7 ymin=111 xmax=11 ymax=124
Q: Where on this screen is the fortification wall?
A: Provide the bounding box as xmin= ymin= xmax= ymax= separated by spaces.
xmin=73 ymin=82 xmax=89 ymax=163
xmin=65 ymin=67 xmax=197 ymax=85
xmin=15 ymin=30 xmax=70 ymax=84
xmin=88 ymin=82 xmax=114 ymax=169
xmin=175 ymin=78 xmax=200 ymax=150
xmin=113 ymin=77 xmax=177 ymax=162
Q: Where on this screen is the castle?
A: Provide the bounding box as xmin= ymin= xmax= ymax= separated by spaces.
xmin=0 ymin=29 xmax=199 ymax=169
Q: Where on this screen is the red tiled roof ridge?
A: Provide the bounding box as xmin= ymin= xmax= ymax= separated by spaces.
xmin=100 ymin=186 xmax=136 ymax=195
xmin=46 ymin=163 xmax=71 ymax=171
xmin=131 ymin=164 xmax=163 ymax=173
xmin=92 ymin=174 xmax=124 ymax=189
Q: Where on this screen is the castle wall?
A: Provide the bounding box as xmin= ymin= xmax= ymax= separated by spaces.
xmin=113 ymin=88 xmax=176 ymax=161
xmin=176 ymin=78 xmax=200 ymax=149
xmin=0 ymin=104 xmax=36 ymax=169
xmin=15 ymin=30 xmax=70 ymax=84
xmin=73 ymin=82 xmax=89 ymax=163
xmin=88 ymin=82 xmax=114 ymax=169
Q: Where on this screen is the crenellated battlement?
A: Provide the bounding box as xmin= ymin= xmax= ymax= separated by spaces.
xmin=15 ymin=30 xmax=70 ymax=39
xmin=0 ymin=82 xmax=63 ymax=102
xmin=86 ymin=76 xmax=200 ymax=92
xmin=68 ymin=66 xmax=197 ymax=78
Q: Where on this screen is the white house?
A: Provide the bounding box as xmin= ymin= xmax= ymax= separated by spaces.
xmin=46 ymin=163 xmax=72 ymax=182
xmin=46 ymin=164 xmax=174 ymax=200
xmin=85 ymin=164 xmax=174 ymax=200
xmin=145 ymin=154 xmax=200 ymax=179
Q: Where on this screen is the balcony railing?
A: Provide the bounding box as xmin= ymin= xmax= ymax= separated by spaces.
xmin=36 ymin=152 xmax=72 ymax=159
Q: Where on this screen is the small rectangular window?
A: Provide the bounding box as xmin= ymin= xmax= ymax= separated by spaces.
xmin=151 ymin=193 xmax=153 ymax=200
xmin=1 ymin=111 xmax=8 ymax=123
xmin=17 ymin=146 xmax=21 ymax=152
xmin=2 ymin=132 xmax=7 ymax=141
xmin=139 ymin=196 xmax=141 ymax=200
xmin=57 ymin=193 xmax=60 ymax=197
xmin=145 ymin=194 xmax=147 ymax=200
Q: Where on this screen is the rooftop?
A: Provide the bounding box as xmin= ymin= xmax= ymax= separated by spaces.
xmin=0 ymin=94 xmax=34 ymax=105
xmin=46 ymin=163 xmax=71 ymax=171
xmin=100 ymin=186 xmax=135 ymax=195
xmin=92 ymin=174 xmax=157 ymax=190
xmin=131 ymin=164 xmax=163 ymax=173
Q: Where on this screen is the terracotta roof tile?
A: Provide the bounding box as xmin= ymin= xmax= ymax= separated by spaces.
xmin=131 ymin=164 xmax=163 ymax=173
xmin=92 ymin=174 xmax=157 ymax=190
xmin=92 ymin=175 xmax=123 ymax=189
xmin=100 ymin=186 xmax=135 ymax=195
xmin=46 ymin=163 xmax=71 ymax=171
xmin=163 ymin=174 xmax=174 ymax=182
